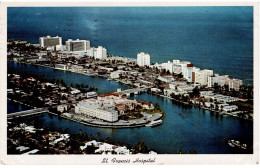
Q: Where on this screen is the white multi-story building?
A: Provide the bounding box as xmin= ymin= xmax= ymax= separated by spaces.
xmin=225 ymin=78 xmax=243 ymax=91
xmin=86 ymin=47 xmax=95 ymax=57
xmin=207 ymin=74 xmax=230 ymax=87
xmin=56 ymin=45 xmax=65 ymax=51
xmin=39 ymin=36 xmax=62 ymax=48
xmin=137 ymin=52 xmax=150 ymax=66
xmin=94 ymin=46 xmax=107 ymax=59
xmin=182 ymin=64 xmax=196 ymax=82
xmin=179 ymin=61 xmax=191 ymax=75
xmin=172 ymin=64 xmax=182 ymax=74
xmin=75 ymin=101 xmax=118 ymax=122
xmin=192 ymin=69 xmax=213 ymax=86
xmin=161 ymin=61 xmax=173 ymax=74
xmin=65 ymin=39 xmax=90 ymax=52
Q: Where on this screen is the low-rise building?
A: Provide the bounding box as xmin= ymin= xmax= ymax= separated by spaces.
xmin=86 ymin=92 xmax=98 ymax=98
xmin=57 ymin=104 xmax=68 ymax=113
xmin=75 ymin=101 xmax=118 ymax=122
xmin=55 ymin=64 xmax=68 ymax=70
xmin=157 ymin=75 xmax=175 ymax=83
xmin=222 ymin=105 xmax=238 ymax=112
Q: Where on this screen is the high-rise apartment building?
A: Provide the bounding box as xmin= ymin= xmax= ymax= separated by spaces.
xmin=137 ymin=52 xmax=150 ymax=66
xmin=94 ymin=46 xmax=107 ymax=59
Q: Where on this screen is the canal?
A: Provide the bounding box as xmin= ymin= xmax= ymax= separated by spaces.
xmin=7 ymin=61 xmax=253 ymax=154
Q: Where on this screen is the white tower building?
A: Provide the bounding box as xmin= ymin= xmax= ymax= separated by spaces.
xmin=94 ymin=46 xmax=107 ymax=59
xmin=137 ymin=52 xmax=150 ymax=66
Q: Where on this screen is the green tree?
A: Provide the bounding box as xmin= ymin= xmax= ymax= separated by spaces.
xmin=105 ymin=137 xmax=111 ymax=143
xmin=96 ymin=132 xmax=101 ymax=141
xmin=89 ymin=133 xmax=95 ymax=140
xmin=134 ymin=141 xmax=149 ymax=154
xmin=154 ymin=103 xmax=160 ymax=110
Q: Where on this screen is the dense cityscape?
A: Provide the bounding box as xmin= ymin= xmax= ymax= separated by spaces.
xmin=7 ymin=35 xmax=253 ymax=154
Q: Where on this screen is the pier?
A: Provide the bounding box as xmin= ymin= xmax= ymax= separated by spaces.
xmin=7 ymin=108 xmax=49 ymax=119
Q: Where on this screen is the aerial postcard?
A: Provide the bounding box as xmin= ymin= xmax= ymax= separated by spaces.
xmin=0 ymin=1 xmax=258 ymax=165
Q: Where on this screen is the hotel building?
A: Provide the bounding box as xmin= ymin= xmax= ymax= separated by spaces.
xmin=39 ymin=36 xmax=62 ymax=48
xmin=65 ymin=39 xmax=90 ymax=52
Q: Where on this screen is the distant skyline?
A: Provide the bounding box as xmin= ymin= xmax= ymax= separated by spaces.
xmin=7 ymin=7 xmax=253 ymax=84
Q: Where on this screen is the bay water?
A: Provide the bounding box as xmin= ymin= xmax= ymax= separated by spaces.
xmin=7 ymin=62 xmax=253 ymax=154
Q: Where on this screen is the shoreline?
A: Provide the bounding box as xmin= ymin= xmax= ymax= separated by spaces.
xmin=7 ymin=97 xmax=164 ymax=129
xmin=8 ymin=61 xmax=252 ymax=121
xmin=150 ymin=92 xmax=253 ymax=121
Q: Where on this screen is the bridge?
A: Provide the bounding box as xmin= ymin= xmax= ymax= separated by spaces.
xmin=7 ymin=108 xmax=49 ymax=119
xmin=114 ymin=86 xmax=153 ymax=96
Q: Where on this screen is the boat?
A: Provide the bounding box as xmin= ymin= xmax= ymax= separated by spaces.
xmin=228 ymin=140 xmax=235 ymax=147
xmin=227 ymin=140 xmax=247 ymax=150
xmin=145 ymin=120 xmax=163 ymax=127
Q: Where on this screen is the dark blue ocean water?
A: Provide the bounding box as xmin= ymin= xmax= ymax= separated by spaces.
xmin=7 ymin=62 xmax=253 ymax=154
xmin=7 ymin=7 xmax=253 ymax=84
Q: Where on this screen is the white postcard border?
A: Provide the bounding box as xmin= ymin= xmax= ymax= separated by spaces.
xmin=0 ymin=1 xmax=259 ymax=165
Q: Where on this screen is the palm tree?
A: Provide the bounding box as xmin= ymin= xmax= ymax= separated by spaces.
xmin=89 ymin=133 xmax=95 ymax=140
xmin=105 ymin=137 xmax=111 ymax=143
xmin=96 ymin=132 xmax=101 ymax=141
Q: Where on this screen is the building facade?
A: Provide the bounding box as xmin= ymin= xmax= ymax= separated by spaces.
xmin=137 ymin=52 xmax=150 ymax=66
xmin=39 ymin=36 xmax=62 ymax=48
xmin=225 ymin=79 xmax=243 ymax=91
xmin=75 ymin=101 xmax=118 ymax=122
xmin=65 ymin=39 xmax=90 ymax=52
xmin=86 ymin=47 xmax=95 ymax=57
xmin=55 ymin=64 xmax=68 ymax=70
xmin=94 ymin=46 xmax=107 ymax=59
xmin=207 ymin=74 xmax=230 ymax=87
xmin=192 ymin=69 xmax=213 ymax=86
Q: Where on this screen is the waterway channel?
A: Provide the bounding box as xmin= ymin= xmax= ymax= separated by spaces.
xmin=7 ymin=61 xmax=253 ymax=154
